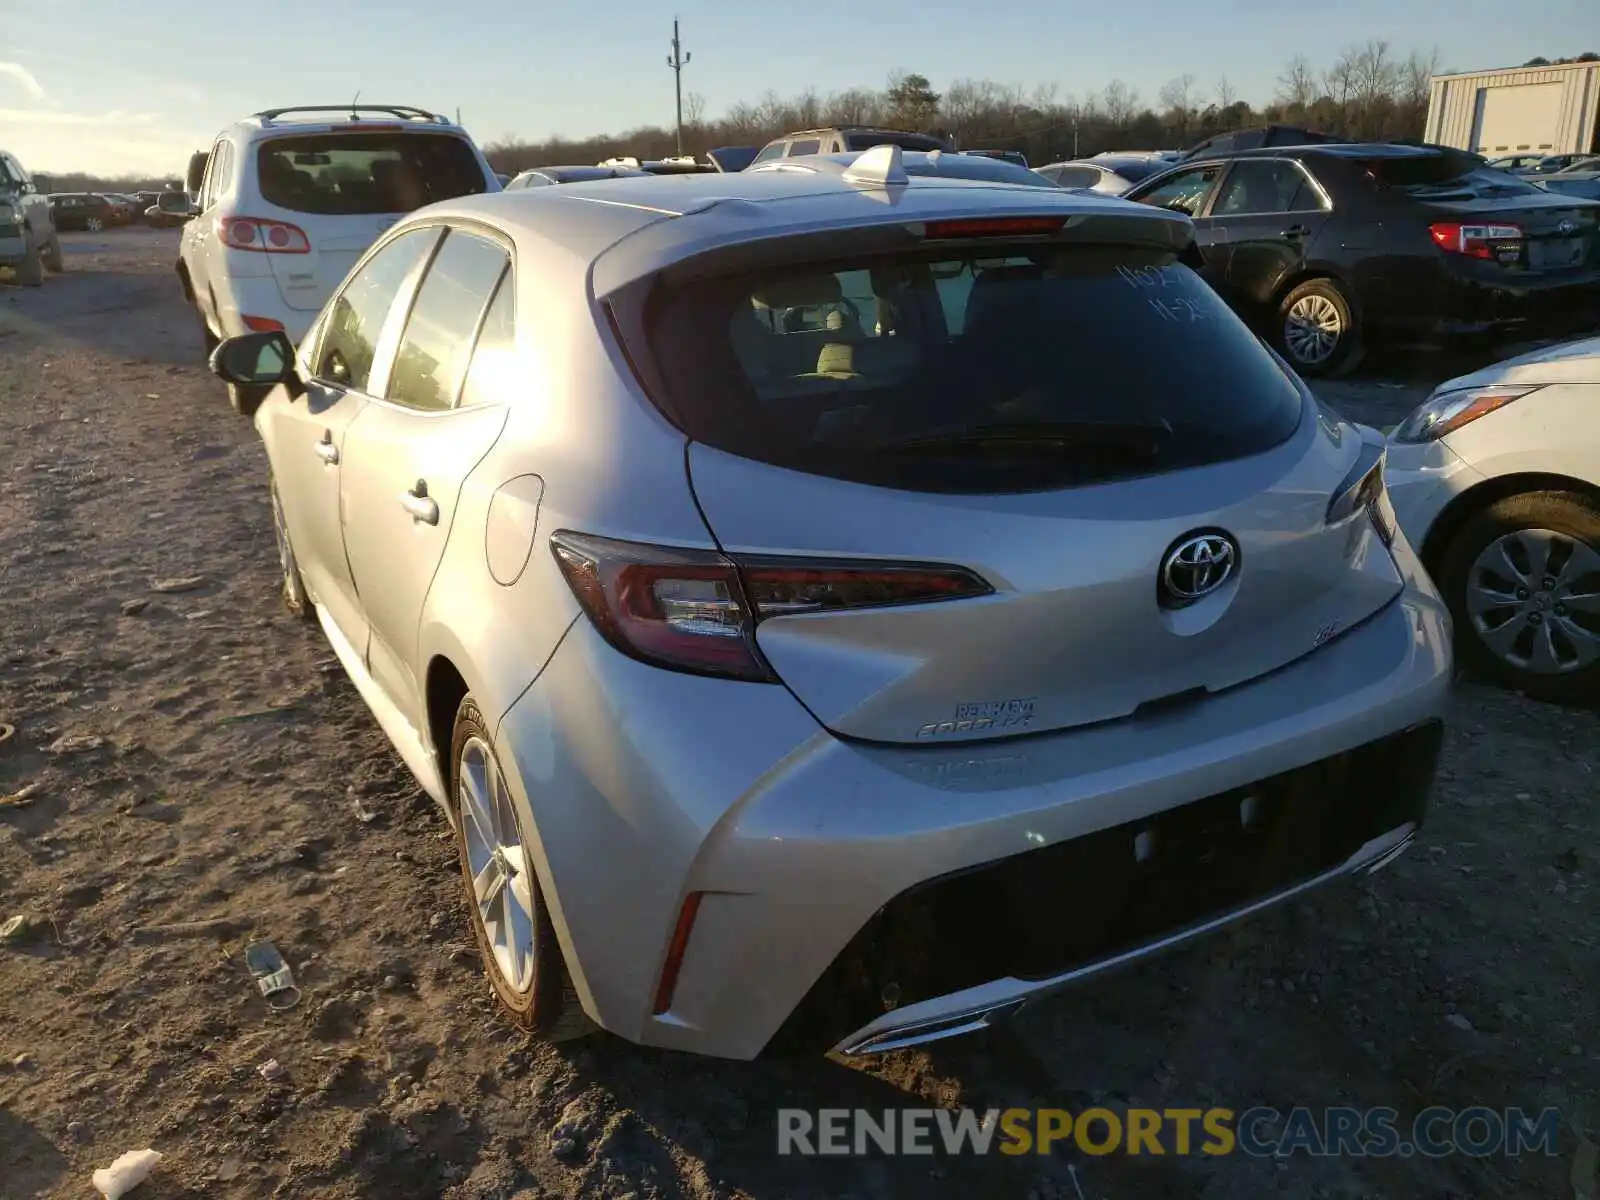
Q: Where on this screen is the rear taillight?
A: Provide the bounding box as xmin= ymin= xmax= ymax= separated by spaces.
xmin=1428 ymin=221 xmax=1522 ymax=261
xmin=1326 ymin=445 xmax=1397 ymax=548
xmin=221 ymin=215 xmax=310 ymax=254
xmin=549 ymin=531 xmax=992 ymax=681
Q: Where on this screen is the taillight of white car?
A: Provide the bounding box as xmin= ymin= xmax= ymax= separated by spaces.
xmin=219 ymin=215 xmax=310 ymax=254
xmin=1390 ymin=385 xmax=1540 ymax=444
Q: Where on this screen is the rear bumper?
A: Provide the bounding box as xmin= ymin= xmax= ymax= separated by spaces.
xmin=493 ymin=562 xmax=1451 ymax=1060
xmin=214 ymin=275 xmax=316 ymax=344
xmin=1421 ymin=262 xmax=1600 ymax=337
xmin=818 ymin=720 xmax=1438 ymax=1056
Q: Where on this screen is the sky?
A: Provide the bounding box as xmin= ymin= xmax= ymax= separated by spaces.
xmin=0 ymin=0 xmax=1595 ymax=176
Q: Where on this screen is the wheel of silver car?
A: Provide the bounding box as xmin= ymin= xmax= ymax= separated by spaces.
xmin=41 ymin=234 xmax=63 ymax=274
xmin=85 ymin=216 xmax=103 ymax=233
xmin=449 ymin=699 xmax=590 ymax=1039
xmin=1276 ymin=278 xmax=1361 ymax=377
xmin=269 ymin=476 xmax=312 ymax=621
xmin=1440 ymin=490 xmax=1600 ymax=702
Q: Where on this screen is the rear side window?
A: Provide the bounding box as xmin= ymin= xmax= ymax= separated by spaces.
xmin=636 ymin=241 xmax=1303 ymax=494
xmin=752 ymin=143 xmax=786 ymax=164
xmin=256 ymin=133 xmax=488 ymax=215
xmin=458 ymin=272 xmax=516 ymax=408
xmin=387 ymin=229 xmax=511 ymax=411
xmin=315 ymin=227 xmax=436 ymax=391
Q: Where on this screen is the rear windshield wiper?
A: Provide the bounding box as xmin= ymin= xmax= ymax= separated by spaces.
xmin=876 ymin=419 xmax=1173 ymax=456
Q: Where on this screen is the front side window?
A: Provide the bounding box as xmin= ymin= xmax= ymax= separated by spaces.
xmin=635 ymin=240 xmax=1303 ymax=495
xmin=256 ymin=133 xmax=487 ymax=215
xmin=387 ymin=229 xmax=511 ymax=411
xmin=315 ymin=228 xmax=437 ymax=391
xmin=787 ymin=139 xmax=821 ymax=156
xmin=1132 ymin=165 xmax=1221 ymax=216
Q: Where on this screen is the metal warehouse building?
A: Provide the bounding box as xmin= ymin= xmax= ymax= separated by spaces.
xmin=1425 ymin=60 xmax=1600 ymax=156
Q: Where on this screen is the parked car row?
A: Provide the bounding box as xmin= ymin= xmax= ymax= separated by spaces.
xmin=165 ymin=86 xmax=1595 ymax=1077
xmin=204 ymin=140 xmax=1454 ymax=1063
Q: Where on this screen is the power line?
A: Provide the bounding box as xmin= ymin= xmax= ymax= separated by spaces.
xmin=666 ymin=18 xmax=692 ymax=155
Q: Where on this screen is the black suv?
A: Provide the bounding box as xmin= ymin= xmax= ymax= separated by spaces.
xmin=1124 ymin=143 xmax=1600 ymax=375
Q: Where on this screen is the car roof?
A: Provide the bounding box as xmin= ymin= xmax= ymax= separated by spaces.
xmin=227 ymin=106 xmax=468 ymax=140
xmin=412 ymin=149 xmax=1190 ymax=298
xmin=1193 ymin=142 xmax=1452 ymax=163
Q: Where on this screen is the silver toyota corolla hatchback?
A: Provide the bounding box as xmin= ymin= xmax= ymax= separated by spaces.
xmin=210 ymin=145 xmax=1452 ymax=1061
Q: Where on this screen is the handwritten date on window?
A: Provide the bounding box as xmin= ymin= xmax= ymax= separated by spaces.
xmin=1117 ymin=264 xmax=1211 ymax=323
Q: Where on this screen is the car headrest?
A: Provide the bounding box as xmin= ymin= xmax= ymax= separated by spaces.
xmin=751 ymin=274 xmax=843 ymax=309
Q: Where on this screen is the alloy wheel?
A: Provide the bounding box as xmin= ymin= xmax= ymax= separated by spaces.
xmin=1465 ymin=528 xmax=1600 ymax=675
xmin=457 ymin=736 xmax=537 ymax=993
xmin=1284 ymin=294 xmax=1343 ymax=365
xmin=86 ymin=217 xmax=103 ymax=233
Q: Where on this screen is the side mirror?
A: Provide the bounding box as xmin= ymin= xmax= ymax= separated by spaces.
xmin=209 ymin=331 xmax=300 ymax=395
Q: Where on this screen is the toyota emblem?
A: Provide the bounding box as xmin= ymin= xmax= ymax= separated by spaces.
xmin=1557 ymin=219 xmax=1577 ymax=235
xmin=1161 ymin=533 xmax=1238 ymax=602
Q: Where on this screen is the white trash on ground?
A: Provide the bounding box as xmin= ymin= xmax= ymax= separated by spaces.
xmin=91 ymin=1148 xmax=162 ymax=1198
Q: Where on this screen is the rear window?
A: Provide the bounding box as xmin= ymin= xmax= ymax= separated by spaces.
xmin=637 ymin=242 xmax=1303 ymax=494
xmin=845 ymin=132 xmax=943 ymax=152
xmin=1361 ymin=151 xmax=1540 ymax=198
xmin=255 ymin=133 xmax=487 ymax=215
xmin=1099 ymin=159 xmax=1163 ymax=183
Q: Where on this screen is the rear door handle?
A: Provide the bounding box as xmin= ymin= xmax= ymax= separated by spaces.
xmin=401 ymin=480 xmax=440 ymax=526
xmin=313 ymin=435 xmax=339 ymax=465
xmin=1280 ymin=224 xmax=1310 ymax=239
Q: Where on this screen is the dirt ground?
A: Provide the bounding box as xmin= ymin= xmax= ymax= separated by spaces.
xmin=1 ymin=229 xmax=1596 ymax=1200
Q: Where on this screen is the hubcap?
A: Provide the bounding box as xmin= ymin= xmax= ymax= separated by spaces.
xmin=1284 ymin=294 xmax=1343 ymax=364
xmin=1466 ymin=528 xmax=1600 ymax=676
xmin=458 ymin=736 xmax=536 ymax=993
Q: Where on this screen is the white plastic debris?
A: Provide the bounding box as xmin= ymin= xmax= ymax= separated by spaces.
xmin=92 ymin=1148 xmax=162 ymax=1199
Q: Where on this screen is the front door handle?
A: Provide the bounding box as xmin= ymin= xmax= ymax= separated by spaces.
xmin=313 ymin=434 xmax=339 ymax=465
xmin=1280 ymin=224 xmax=1310 ymax=239
xmin=401 ymin=480 xmax=440 ymax=526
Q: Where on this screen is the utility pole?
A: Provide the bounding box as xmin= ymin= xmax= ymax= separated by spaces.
xmin=666 ymin=18 xmax=691 ymax=155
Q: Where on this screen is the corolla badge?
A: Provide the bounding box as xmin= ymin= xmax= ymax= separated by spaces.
xmin=1161 ymin=533 xmax=1238 ymax=601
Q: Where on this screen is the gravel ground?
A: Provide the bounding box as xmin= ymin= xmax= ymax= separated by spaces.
xmin=1 ymin=229 xmax=1596 ymax=1200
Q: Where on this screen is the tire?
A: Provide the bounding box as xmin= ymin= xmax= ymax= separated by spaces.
xmin=13 ymin=237 xmax=43 ymax=287
xmin=268 ymin=476 xmax=314 ymax=622
xmin=226 ymin=382 xmax=270 ymax=419
xmin=1437 ymin=490 xmax=1600 ymax=703
xmin=41 ymin=234 xmax=63 ymax=274
xmin=1275 ymin=277 xmax=1363 ymax=378
xmin=449 ymin=698 xmax=591 ymax=1041
xmin=85 ymin=216 xmax=103 ymax=233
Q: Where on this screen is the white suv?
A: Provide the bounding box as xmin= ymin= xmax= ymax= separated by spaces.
xmin=178 ymin=105 xmax=499 ymax=408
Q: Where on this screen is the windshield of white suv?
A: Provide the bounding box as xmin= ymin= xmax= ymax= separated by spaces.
xmin=638 ymin=241 xmax=1304 ymax=494
xmin=255 ymin=133 xmax=487 ymax=215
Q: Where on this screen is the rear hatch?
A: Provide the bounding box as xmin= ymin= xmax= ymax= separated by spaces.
xmin=1368 ymin=151 xmax=1600 ymax=272
xmin=249 ymin=128 xmax=491 ymax=311
xmin=621 ymin=217 xmax=1406 ymax=745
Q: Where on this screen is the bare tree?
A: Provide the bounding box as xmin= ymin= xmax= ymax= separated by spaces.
xmin=1159 ymin=74 xmax=1198 ymax=142
xmin=1215 ymin=75 xmax=1236 ymax=109
xmin=1276 ymin=54 xmax=1319 ymax=111
xmin=1101 ymin=79 xmax=1139 ymax=126
xmin=684 ymin=92 xmax=707 ymax=127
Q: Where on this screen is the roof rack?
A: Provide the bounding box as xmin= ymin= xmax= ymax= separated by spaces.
xmin=251 ymin=105 xmax=448 ymax=126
